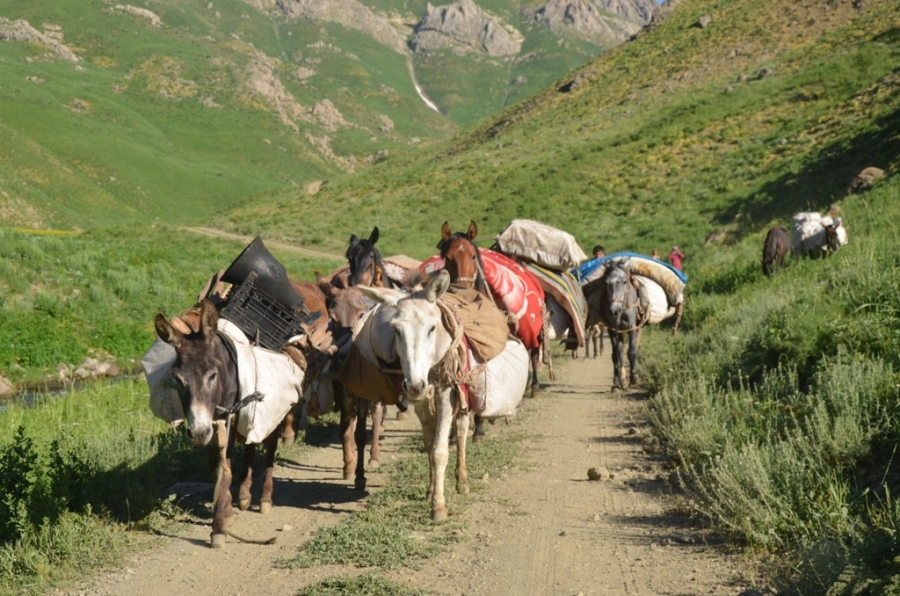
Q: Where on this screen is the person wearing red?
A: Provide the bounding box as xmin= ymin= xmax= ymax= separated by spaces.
xmin=668 ymin=246 xmax=685 ymax=270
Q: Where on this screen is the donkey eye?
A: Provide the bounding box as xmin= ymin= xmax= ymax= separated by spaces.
xmin=207 ymin=371 xmax=218 ymax=386
xmin=427 ymin=326 xmax=435 ymax=337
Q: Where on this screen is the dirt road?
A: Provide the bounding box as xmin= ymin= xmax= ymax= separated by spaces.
xmin=60 ymin=352 xmax=752 ymax=596
xmin=181 ymin=227 xmax=345 ymax=261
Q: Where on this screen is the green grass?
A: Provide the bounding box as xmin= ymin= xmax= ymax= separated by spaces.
xmin=0 ymin=225 xmax=342 ymax=386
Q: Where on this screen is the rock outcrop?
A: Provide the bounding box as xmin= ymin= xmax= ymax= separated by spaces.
xmin=274 ymin=0 xmax=408 ymax=54
xmin=0 ymin=18 xmax=79 ymax=62
xmin=410 ymin=0 xmax=523 ymax=57
xmin=528 ymin=0 xmax=658 ymax=44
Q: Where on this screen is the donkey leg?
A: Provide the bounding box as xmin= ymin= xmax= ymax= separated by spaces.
xmin=529 ymin=348 xmax=540 ymax=397
xmin=211 ymin=420 xmax=234 ymax=549
xmin=237 ymin=443 xmax=255 ymax=511
xmin=338 ymin=386 xmax=357 ymax=481
xmin=455 ymin=405 xmax=470 ymax=495
xmin=472 ymin=414 xmax=486 ymax=442
xmin=368 ymin=400 xmax=383 ymax=469
xmin=610 ymin=331 xmax=625 ymax=392
xmin=259 ymin=428 xmax=280 ymax=514
xmin=429 ymin=389 xmax=454 ymax=522
xmin=414 ymin=401 xmax=437 ymax=503
xmin=354 ymin=398 xmax=368 ymax=491
xmin=628 ymin=328 xmax=643 ymax=386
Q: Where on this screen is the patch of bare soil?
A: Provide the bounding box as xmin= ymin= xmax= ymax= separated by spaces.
xmin=56 ymin=353 xmax=756 ymax=596
xmin=180 ymin=227 xmax=345 ymax=261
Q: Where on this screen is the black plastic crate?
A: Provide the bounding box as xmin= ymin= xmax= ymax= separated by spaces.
xmin=220 ymin=272 xmax=315 ymax=351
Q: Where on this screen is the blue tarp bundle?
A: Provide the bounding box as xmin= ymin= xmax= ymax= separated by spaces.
xmin=572 ymin=252 xmax=688 ymax=284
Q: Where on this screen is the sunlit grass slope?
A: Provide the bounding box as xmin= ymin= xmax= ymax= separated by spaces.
xmin=213 ymin=0 xmax=899 ymax=264
xmin=0 ymin=0 xmax=455 ymax=229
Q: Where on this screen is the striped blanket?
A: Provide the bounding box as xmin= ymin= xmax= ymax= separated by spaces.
xmin=524 ymin=262 xmax=587 ymax=347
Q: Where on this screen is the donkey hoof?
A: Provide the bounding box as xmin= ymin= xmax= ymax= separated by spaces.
xmin=529 ymin=385 xmax=539 ymax=398
xmin=396 ymin=410 xmax=409 ymax=421
xmin=259 ymin=501 xmax=272 ymax=515
xmin=457 ymin=482 xmax=469 ymax=495
xmin=432 ymin=507 xmax=448 ymax=522
xmin=367 ymin=458 xmax=380 ymax=470
xmin=355 ymin=477 xmax=367 ymax=491
xmin=238 ymin=497 xmax=251 ymax=511
xmin=210 ymin=532 xmax=227 ymax=549
xmin=472 ymin=431 xmax=486 ymax=443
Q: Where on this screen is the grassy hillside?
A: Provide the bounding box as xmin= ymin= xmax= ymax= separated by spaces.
xmin=213 ymin=0 xmax=899 ymax=262
xmin=0 ymin=0 xmax=630 ymax=230
xmin=0 ymin=0 xmax=455 ymax=229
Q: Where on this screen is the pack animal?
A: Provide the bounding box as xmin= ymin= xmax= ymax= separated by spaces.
xmin=346 ymin=226 xmax=394 ymax=288
xmin=584 ymin=262 xmax=648 ymax=392
xmin=314 ymin=271 xmax=386 ymax=491
xmin=436 ymin=221 xmax=548 ymax=443
xmin=357 ymin=271 xmax=528 ymax=521
xmin=762 ymin=226 xmax=790 ymax=276
xmin=154 ymin=299 xmax=306 ymax=548
xmin=437 ymin=221 xmax=550 ymax=395
xmin=791 ymin=212 xmax=848 ymax=259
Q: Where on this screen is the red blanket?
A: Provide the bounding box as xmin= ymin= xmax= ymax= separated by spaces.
xmin=421 ymin=250 xmax=544 ymax=350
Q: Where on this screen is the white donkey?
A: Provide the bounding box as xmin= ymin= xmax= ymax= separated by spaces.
xmin=357 ymin=270 xmax=528 ymax=521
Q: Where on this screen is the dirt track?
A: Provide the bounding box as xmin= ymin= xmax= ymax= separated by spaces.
xmin=181 ymin=227 xmax=345 ymax=261
xmin=58 ymin=350 xmax=753 ymax=596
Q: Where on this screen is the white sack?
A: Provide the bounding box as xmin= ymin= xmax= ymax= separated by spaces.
xmin=467 ymin=337 xmax=529 ymax=419
xmin=218 ymin=319 xmax=306 ymax=444
xmin=494 ymin=219 xmax=588 ymax=271
xmin=634 ymin=276 xmax=676 ymax=325
xmin=142 ymin=338 xmax=183 ymax=427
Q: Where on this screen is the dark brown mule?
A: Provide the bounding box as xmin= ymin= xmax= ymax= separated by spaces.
xmin=315 ymin=271 xmax=386 ymax=491
xmin=346 ymin=227 xmax=394 ymax=288
xmin=155 ymin=300 xmax=285 ymax=549
xmin=762 ymin=226 xmax=790 ymax=277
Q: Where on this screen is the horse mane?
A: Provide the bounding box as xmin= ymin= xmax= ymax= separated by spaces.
xmin=437 ymin=232 xmax=489 ymax=295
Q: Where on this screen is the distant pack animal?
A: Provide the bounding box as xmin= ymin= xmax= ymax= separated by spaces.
xmin=154 ymin=300 xmax=308 ymax=548
xmin=357 ymin=271 xmax=529 ymax=521
xmin=791 ymin=212 xmax=848 ymax=258
xmin=762 ymin=226 xmax=790 ymax=276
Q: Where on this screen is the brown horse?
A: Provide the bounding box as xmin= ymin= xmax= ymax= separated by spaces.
xmin=436 ymin=220 xmax=549 ymax=441
xmin=155 ymin=300 xmax=298 ymax=548
xmin=762 ymin=226 xmax=790 ymax=276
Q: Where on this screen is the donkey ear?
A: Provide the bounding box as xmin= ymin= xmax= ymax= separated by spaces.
xmin=155 ymin=313 xmax=183 ymax=348
xmin=358 ymin=284 xmax=404 ymax=307
xmin=199 ymin=299 xmax=219 ymax=343
xmin=369 ymin=226 xmax=379 ymax=245
xmin=426 ymin=270 xmax=451 ymax=303
xmin=467 ymin=220 xmax=478 ymax=241
xmin=348 ymin=234 xmax=359 ymax=246
xmin=441 ymin=221 xmax=452 ymax=242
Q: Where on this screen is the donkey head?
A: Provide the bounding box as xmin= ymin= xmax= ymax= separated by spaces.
xmin=602 ymin=263 xmax=638 ymax=330
xmin=154 ymin=299 xmax=238 ymax=446
xmin=359 ymin=270 xmax=452 ymax=401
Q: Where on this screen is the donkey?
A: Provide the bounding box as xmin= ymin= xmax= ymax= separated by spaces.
xmin=154 ymin=300 xmax=305 ymax=548
xmin=584 ymin=262 xmax=648 ymax=392
xmin=358 ymin=270 xmax=529 ymax=520
xmin=313 ymin=271 xmax=386 ymax=491
xmin=762 ymin=226 xmax=790 ymax=276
